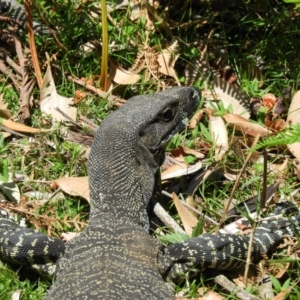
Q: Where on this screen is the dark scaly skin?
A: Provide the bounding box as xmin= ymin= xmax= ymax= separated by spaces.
xmin=45 ymin=87 xmax=201 ymax=299
xmin=1 ymin=87 xmax=300 ymax=299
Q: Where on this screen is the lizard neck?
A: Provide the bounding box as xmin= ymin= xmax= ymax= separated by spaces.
xmin=88 ymin=127 xmax=160 ymax=230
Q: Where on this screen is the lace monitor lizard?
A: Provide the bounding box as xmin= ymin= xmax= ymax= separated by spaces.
xmin=1 ymin=87 xmax=300 ymax=299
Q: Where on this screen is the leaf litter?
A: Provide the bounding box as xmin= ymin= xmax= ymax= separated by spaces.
xmin=1 ymin=1 xmax=300 ymax=298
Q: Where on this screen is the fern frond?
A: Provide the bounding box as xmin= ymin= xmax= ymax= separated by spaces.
xmin=251 ymin=123 xmax=300 ymax=151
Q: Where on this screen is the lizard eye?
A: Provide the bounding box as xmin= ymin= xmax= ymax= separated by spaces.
xmin=161 ymin=107 xmax=173 ymax=122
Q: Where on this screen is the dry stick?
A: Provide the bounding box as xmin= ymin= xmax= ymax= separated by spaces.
xmin=79 ymin=115 xmax=99 ymax=132
xmin=0 ymin=60 xmax=20 ymax=88
xmin=1 ymin=126 xmax=27 ymax=137
xmin=215 ymin=274 xmax=261 ymax=300
xmin=243 ymin=221 xmax=257 ymax=286
xmin=261 ymin=148 xmax=268 ymax=209
xmin=244 ymin=147 xmax=269 ymax=286
xmin=5 ymin=56 xmax=22 ymax=75
xmin=67 ymin=75 xmax=126 ymax=105
xmin=219 ymin=133 xmax=261 ymax=229
xmin=153 ymin=202 xmax=185 ymax=234
xmin=24 ymin=0 xmax=43 ymax=89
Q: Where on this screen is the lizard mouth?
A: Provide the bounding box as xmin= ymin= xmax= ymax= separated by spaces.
xmin=161 ymin=117 xmax=189 ymax=145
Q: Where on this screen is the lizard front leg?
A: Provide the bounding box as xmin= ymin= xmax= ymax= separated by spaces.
xmin=158 ymin=202 xmax=300 ymax=282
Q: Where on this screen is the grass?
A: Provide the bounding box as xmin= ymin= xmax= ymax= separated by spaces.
xmin=1 ymin=0 xmax=300 ymax=298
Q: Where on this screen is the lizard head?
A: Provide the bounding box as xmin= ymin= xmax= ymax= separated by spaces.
xmin=88 ymin=87 xmax=201 ymax=226
xmin=135 ymin=87 xmax=201 ymax=161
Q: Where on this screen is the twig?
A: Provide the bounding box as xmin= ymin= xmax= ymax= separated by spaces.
xmin=215 ymin=274 xmax=261 ymax=300
xmin=0 ymin=60 xmax=20 ymax=88
xmin=244 ymin=221 xmax=257 ymax=286
xmin=261 ymin=148 xmax=268 ymax=208
xmin=24 ymin=0 xmax=43 ymax=89
xmin=79 ymin=115 xmax=99 ymax=133
xmin=153 ymin=202 xmax=185 ymax=234
xmin=1 ymin=126 xmax=27 ymax=137
xmin=219 ymin=133 xmax=261 ymax=229
xmin=67 ymin=75 xmax=126 ymax=106
xmin=5 ymin=55 xmax=22 ymax=75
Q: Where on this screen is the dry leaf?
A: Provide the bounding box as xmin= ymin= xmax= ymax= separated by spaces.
xmin=200 ymin=290 xmax=224 ymax=300
xmin=172 ymin=192 xmax=198 ymax=236
xmin=40 ymin=56 xmax=77 ymax=122
xmin=265 ymin=116 xmax=286 ymax=131
xmin=287 ymin=90 xmax=300 ymax=160
xmin=53 ymin=176 xmax=90 ymax=203
xmin=110 ymin=65 xmax=140 ymax=85
xmin=73 ymin=90 xmax=87 ymax=104
xmin=1 ymin=119 xmax=51 ymax=133
xmin=293 ymin=160 xmax=300 ymax=180
xmin=209 ymin=116 xmax=228 ymax=161
xmin=223 ymin=113 xmax=270 ymax=136
xmin=271 ymin=287 xmax=292 ymax=300
xmin=80 ymin=77 xmax=94 ymax=85
xmin=0 ymin=94 xmax=12 ymax=119
xmin=171 ymin=145 xmax=204 ymax=162
xmin=189 ymin=110 xmax=204 ymax=129
xmin=0 ymin=132 xmax=11 ymax=138
xmin=157 ymin=39 xmax=180 ymax=82
xmin=161 ymin=161 xmax=202 ymax=180
xmin=262 ymin=93 xmax=276 ymax=111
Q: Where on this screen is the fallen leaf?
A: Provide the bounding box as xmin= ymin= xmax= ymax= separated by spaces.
xmin=287 ymin=90 xmax=300 ymax=160
xmin=209 ymin=116 xmax=228 ymax=161
xmin=172 ymin=192 xmax=198 ymax=236
xmin=223 ymin=113 xmax=270 ymax=136
xmin=189 ymin=110 xmax=204 ymax=129
xmin=110 ymin=64 xmax=140 ymax=85
xmin=262 ymin=93 xmax=276 ymax=111
xmin=0 ymin=94 xmax=12 ymax=119
xmin=200 ymin=290 xmax=224 ymax=300
xmin=157 ymin=39 xmax=180 ymax=82
xmin=293 ymin=160 xmax=300 ymax=180
xmin=170 ymin=145 xmax=204 ymax=163
xmin=53 ymin=176 xmax=90 ymax=203
xmin=161 ymin=161 xmax=202 ymax=180
xmin=181 ymin=146 xmax=205 ymax=159
xmin=0 ymin=132 xmax=11 ymax=138
xmin=1 ymin=119 xmax=51 ymax=133
xmin=271 ymin=287 xmax=292 ymax=300
xmin=73 ymin=90 xmax=87 ymax=104
xmin=40 ymin=55 xmax=77 ymax=122
xmin=265 ymin=116 xmax=286 ymax=131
